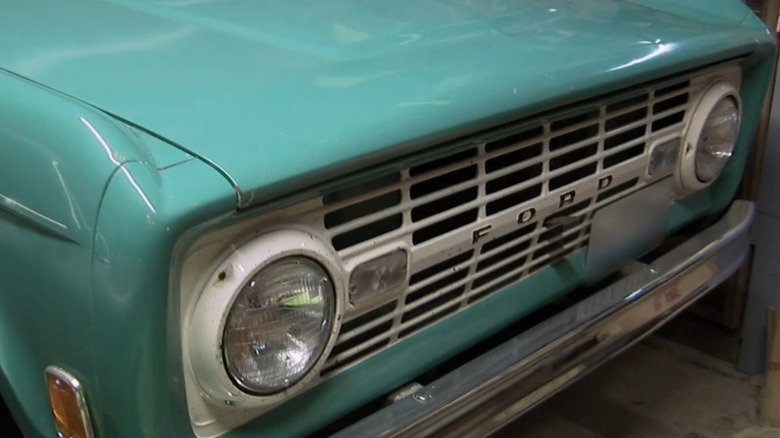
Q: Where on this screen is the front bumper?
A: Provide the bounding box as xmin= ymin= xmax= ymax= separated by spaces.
xmin=334 ymin=200 xmax=753 ymax=438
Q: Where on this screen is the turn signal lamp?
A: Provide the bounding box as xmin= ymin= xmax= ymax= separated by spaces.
xmin=45 ymin=367 xmax=93 ymax=438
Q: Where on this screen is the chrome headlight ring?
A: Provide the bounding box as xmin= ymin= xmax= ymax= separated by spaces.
xmin=678 ymin=80 xmax=742 ymax=193
xmin=188 ymin=229 xmax=345 ymax=408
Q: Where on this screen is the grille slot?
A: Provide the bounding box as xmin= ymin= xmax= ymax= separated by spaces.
xmin=549 ymin=163 xmax=598 ymax=190
xmin=597 ymin=177 xmax=640 ymax=202
xmin=651 ymin=84 xmax=689 ymax=133
xmin=550 ymin=144 xmax=597 ymax=170
xmin=317 ymin=75 xmax=703 ymax=375
xmin=486 ymin=143 xmax=542 ymax=172
xmin=403 ymin=284 xmax=465 ymax=323
xmin=486 ymin=163 xmax=543 ymax=195
xmin=412 ymin=208 xmax=479 ymax=244
xmin=551 ymin=109 xmax=601 ymax=131
xmin=604 ymin=144 xmax=645 ymax=168
xmin=481 ymin=223 xmax=536 ymax=255
xmin=411 ymin=187 xmax=478 ymax=222
xmin=653 ymin=93 xmax=689 ymax=113
xmin=399 ymin=297 xmax=461 ymax=338
xmin=486 ymin=184 xmax=543 ymax=216
xmin=410 ymin=147 xmax=478 ymax=176
xmin=332 ymin=214 xmax=402 ymax=250
xmin=605 ymin=126 xmax=645 ymax=150
xmin=406 ymin=270 xmax=469 ymax=305
xmin=410 ymin=165 xmax=477 ymax=199
xmin=324 ymin=191 xmax=401 ymax=229
xmin=410 ymin=250 xmax=474 ymax=285
xmin=606 ymin=94 xmax=648 ymax=113
xmin=652 ymin=113 xmax=685 ymax=132
xmin=486 ymin=127 xmax=544 ymax=152
xmin=550 ymin=124 xmax=599 ymax=151
xmin=606 ymin=107 xmax=647 ymax=131
xmin=473 ymin=247 xmax=529 ymax=289
xmin=655 ymin=80 xmax=691 ymax=97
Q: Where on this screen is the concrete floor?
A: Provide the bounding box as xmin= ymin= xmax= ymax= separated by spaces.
xmin=495 ymin=337 xmax=780 ymax=438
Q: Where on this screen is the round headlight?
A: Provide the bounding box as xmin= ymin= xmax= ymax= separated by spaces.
xmin=187 ymin=229 xmax=343 ymax=408
xmin=223 ymin=257 xmax=336 ymax=395
xmin=679 ymin=80 xmax=741 ymax=192
xmin=695 ymin=96 xmax=740 ymax=182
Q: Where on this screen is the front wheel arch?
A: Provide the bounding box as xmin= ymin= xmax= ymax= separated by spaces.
xmin=0 ymin=393 xmax=23 ymax=437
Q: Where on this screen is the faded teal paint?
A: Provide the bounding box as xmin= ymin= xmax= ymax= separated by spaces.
xmin=625 ymin=0 xmax=759 ymax=25
xmin=0 ymin=0 xmax=771 ymax=208
xmin=0 ymin=0 xmax=775 ymax=437
xmin=0 ymin=71 xmax=194 ymax=437
xmin=0 ymin=71 xmax=232 ymax=437
xmin=90 ymin=160 xmax=235 ymax=438
xmin=0 ymin=72 xmax=144 ymax=245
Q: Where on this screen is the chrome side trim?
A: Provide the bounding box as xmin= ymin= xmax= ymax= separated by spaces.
xmin=333 ymin=200 xmax=754 ymax=438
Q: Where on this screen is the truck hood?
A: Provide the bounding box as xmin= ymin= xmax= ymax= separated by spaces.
xmin=0 ymin=0 xmax=766 ymax=207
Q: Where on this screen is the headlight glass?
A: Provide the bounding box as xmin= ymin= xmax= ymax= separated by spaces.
xmin=223 ymin=257 xmax=335 ymax=395
xmin=695 ymin=96 xmax=739 ymax=182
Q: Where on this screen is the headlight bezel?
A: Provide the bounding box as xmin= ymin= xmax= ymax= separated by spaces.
xmin=677 ymin=79 xmax=742 ymax=193
xmin=187 ymin=229 xmax=345 ymax=408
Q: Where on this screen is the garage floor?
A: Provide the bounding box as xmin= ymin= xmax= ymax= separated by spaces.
xmin=494 ymin=336 xmax=780 ymax=438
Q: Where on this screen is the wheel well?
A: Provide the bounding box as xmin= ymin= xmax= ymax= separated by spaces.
xmin=0 ymin=396 xmax=21 ymax=437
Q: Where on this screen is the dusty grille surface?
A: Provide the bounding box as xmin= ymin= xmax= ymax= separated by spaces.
xmin=316 ymin=75 xmax=707 ymax=376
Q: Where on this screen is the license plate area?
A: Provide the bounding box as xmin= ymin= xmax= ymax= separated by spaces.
xmin=586 ymin=179 xmax=672 ymax=282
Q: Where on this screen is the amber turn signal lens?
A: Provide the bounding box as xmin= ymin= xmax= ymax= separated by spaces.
xmin=45 ymin=367 xmax=93 ymax=438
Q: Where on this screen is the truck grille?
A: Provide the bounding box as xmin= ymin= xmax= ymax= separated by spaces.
xmin=317 ymin=77 xmax=700 ymax=376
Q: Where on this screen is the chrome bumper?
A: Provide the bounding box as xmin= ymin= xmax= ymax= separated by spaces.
xmin=333 ymin=200 xmax=753 ymax=438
